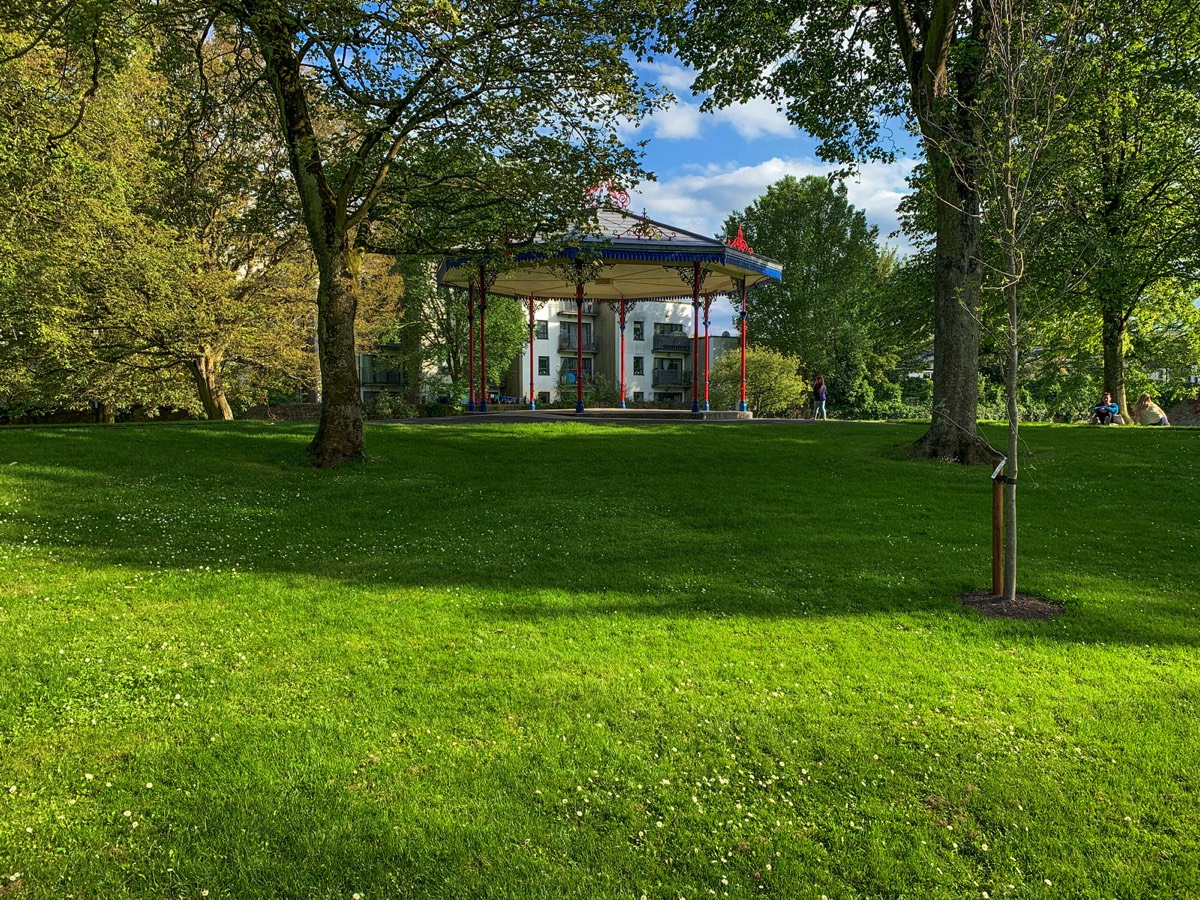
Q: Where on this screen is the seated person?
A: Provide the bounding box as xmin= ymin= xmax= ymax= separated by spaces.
xmin=1092 ymin=392 xmax=1120 ymax=424
xmin=1134 ymin=392 xmax=1170 ymax=426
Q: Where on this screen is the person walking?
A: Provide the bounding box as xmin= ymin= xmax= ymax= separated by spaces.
xmin=812 ymin=376 xmax=828 ymax=420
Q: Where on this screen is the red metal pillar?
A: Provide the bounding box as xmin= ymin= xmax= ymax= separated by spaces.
xmin=619 ymin=298 xmax=627 ymax=409
xmin=691 ymin=262 xmax=701 ymax=413
xmin=528 ymin=295 xmax=536 ymax=410
xmin=703 ymin=293 xmax=712 ymax=412
xmin=467 ymin=283 xmax=476 ymax=412
xmin=478 ymin=264 xmax=488 ymax=412
xmin=575 ymin=271 xmax=585 ymax=414
xmin=739 ymin=277 xmax=748 ymax=413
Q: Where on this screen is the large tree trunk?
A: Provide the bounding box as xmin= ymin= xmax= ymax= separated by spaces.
xmin=309 ymin=247 xmax=365 ymax=466
xmin=187 ymin=351 xmax=234 ymax=420
xmin=911 ymin=145 xmax=988 ymax=463
xmin=901 ymin=0 xmax=988 ymax=464
xmin=1100 ymin=302 xmax=1129 ymax=421
xmin=249 ymin=9 xmax=365 ymax=466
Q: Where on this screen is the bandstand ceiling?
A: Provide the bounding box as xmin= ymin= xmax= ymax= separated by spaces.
xmin=438 ymin=208 xmax=783 ymax=301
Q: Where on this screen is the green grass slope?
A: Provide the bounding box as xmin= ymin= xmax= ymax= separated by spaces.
xmin=0 ymin=421 xmax=1196 ymax=899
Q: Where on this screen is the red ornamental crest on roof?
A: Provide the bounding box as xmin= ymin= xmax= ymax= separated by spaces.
xmin=586 ymin=183 xmax=631 ymax=210
xmin=726 ymin=225 xmax=754 ymax=254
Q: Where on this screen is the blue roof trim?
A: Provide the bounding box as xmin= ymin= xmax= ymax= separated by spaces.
xmin=441 ymin=246 xmax=782 ymax=282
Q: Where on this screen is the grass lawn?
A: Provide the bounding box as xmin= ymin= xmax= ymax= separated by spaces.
xmin=0 ymin=420 xmax=1197 ymax=899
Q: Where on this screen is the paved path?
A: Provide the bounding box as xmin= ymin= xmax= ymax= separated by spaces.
xmin=371 ymin=409 xmax=880 ymax=426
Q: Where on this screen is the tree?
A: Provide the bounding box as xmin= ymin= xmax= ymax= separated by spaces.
xmin=971 ymin=0 xmax=1091 ymax=602
xmin=6 ymin=0 xmax=661 ymax=464
xmin=0 ymin=38 xmax=319 ymax=419
xmin=144 ymin=34 xmax=320 ymax=418
xmin=722 ymin=176 xmax=883 ymax=403
xmin=664 ymin=0 xmax=994 ymax=461
xmin=710 ymin=347 xmax=806 ymax=416
xmin=0 ymin=40 xmax=205 ymax=417
xmin=382 ymin=257 xmax=527 ymax=402
xmin=1055 ymin=0 xmax=1200 ymax=420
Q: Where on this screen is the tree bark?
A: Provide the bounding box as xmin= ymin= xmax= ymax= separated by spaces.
xmin=187 ymin=351 xmax=234 ymax=420
xmin=899 ymin=0 xmax=989 ymax=464
xmin=1004 ymin=263 xmax=1019 ymax=603
xmin=247 ymin=6 xmax=365 ymax=466
xmin=308 ymin=247 xmax=365 ymax=466
xmin=1100 ymin=302 xmax=1129 ymax=421
xmin=913 ymin=145 xmax=987 ymax=462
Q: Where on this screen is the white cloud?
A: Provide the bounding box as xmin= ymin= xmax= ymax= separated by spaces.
xmin=629 ymin=156 xmax=917 ymax=251
xmin=713 ymin=98 xmax=795 ymax=140
xmin=631 ymin=60 xmax=796 ymax=142
xmin=640 ymin=60 xmax=699 ymax=95
xmin=628 ymin=157 xmax=918 ymax=332
xmin=651 ymin=103 xmax=705 ymax=140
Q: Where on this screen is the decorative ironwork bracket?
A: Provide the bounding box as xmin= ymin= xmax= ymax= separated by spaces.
xmin=550 ymin=258 xmax=609 ymax=287
xmin=602 ymin=297 xmax=637 ymax=314
xmin=616 ymin=211 xmax=668 ymax=241
xmin=668 ymin=265 xmax=712 ymax=292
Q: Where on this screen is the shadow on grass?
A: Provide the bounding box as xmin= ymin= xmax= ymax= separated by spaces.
xmin=1 ymin=422 xmax=1198 ymax=649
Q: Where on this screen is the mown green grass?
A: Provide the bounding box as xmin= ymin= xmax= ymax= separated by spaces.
xmin=0 ymin=420 xmax=1196 ymax=900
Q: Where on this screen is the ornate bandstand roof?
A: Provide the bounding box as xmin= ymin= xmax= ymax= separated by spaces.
xmin=437 ymin=207 xmax=783 ymax=302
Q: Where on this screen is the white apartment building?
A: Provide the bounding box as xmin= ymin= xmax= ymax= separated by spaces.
xmin=502 ymin=298 xmax=739 ymax=407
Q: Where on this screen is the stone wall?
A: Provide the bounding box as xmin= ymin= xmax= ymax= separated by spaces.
xmin=242 ymin=403 xmax=323 ymax=421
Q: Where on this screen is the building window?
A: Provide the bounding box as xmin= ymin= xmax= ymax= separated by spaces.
xmin=633 ymin=391 xmax=645 ymax=402
xmin=537 ymin=391 xmax=551 ymax=404
xmin=561 ymin=357 xmax=594 ymax=384
xmin=654 ymin=322 xmax=685 ymax=334
xmin=538 ymin=356 xmax=550 ymax=376
xmin=633 ymin=356 xmax=645 ymax=375
xmin=561 ymin=321 xmax=592 ymax=345
xmin=535 ymin=320 xmax=548 ymax=340
xmin=633 ymin=320 xmax=645 ymax=341
xmin=561 ymin=357 xmax=594 ymax=375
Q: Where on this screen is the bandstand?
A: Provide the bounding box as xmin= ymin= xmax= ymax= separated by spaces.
xmin=437 ymin=206 xmax=783 ymax=414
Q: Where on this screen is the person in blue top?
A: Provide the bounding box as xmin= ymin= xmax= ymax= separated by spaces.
xmin=812 ymin=376 xmax=828 ymax=420
xmin=1092 ymin=391 xmax=1119 ymax=425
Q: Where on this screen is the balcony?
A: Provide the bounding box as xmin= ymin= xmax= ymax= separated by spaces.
xmin=653 ymin=333 xmax=692 ymax=353
xmin=652 ymin=369 xmax=692 ymax=387
xmin=558 ymin=335 xmax=599 ymax=352
xmin=558 ymin=301 xmax=600 ymax=316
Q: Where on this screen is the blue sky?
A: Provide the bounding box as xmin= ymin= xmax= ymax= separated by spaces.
xmin=621 ymin=59 xmax=920 ymax=250
xmin=617 ymin=59 xmax=922 ymax=332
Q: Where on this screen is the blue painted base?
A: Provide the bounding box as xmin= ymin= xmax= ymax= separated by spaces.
xmin=691 ymin=400 xmax=700 ymax=413
xmin=530 ymin=401 xmax=537 ymax=411
xmin=467 ymin=400 xmax=476 ymax=412
xmin=575 ymin=400 xmax=585 ymax=414
xmin=620 ymin=401 xmax=627 ymax=409
xmin=740 ymin=401 xmax=748 ymax=412
xmin=704 ymin=402 xmax=710 ymax=412
xmin=479 ymin=402 xmax=488 ymax=413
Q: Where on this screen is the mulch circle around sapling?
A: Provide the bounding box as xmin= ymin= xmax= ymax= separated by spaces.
xmin=958 ymin=589 xmax=1064 ymax=620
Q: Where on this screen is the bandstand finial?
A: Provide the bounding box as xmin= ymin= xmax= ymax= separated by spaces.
xmin=727 ymin=224 xmax=754 ymax=254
